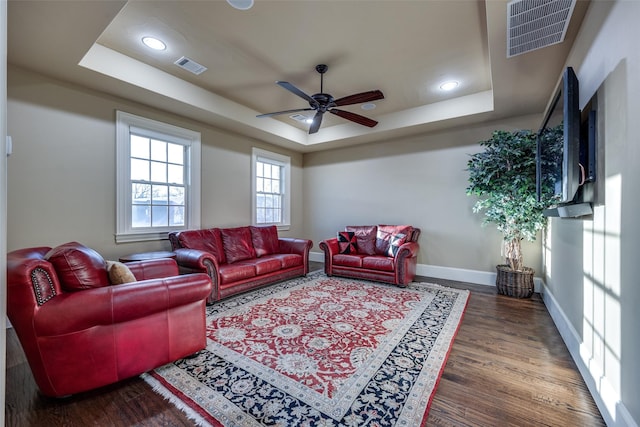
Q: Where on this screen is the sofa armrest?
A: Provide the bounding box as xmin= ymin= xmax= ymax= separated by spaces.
xmin=278 ymin=238 xmax=312 ymax=255
xmin=319 ymin=238 xmax=339 ymax=276
xmin=395 ymin=241 xmax=419 ymax=260
xmin=33 ymin=274 xmax=212 ymax=336
xmin=319 ymin=238 xmax=339 ymax=257
xmin=126 ymin=258 xmax=179 ymax=281
xmin=174 ymin=248 xmax=219 ymax=271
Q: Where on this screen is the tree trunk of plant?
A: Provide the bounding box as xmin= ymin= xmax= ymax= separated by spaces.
xmin=504 ymin=237 xmax=523 ymax=271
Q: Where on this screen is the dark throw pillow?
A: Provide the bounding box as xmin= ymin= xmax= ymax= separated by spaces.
xmin=345 ymin=225 xmax=377 ymax=255
xmin=337 ymin=231 xmax=358 ymax=254
xmin=387 ymin=233 xmax=407 ymax=257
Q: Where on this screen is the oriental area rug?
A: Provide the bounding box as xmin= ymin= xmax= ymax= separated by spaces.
xmin=142 ymin=272 xmax=469 ymax=427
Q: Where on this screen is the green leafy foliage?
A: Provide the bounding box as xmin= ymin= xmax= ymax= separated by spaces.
xmin=466 ymin=128 xmax=561 ymax=270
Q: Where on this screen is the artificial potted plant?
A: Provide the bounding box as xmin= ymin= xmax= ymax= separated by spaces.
xmin=466 ymin=127 xmax=561 ymax=298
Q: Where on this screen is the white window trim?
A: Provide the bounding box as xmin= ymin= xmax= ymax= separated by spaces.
xmin=116 ymin=111 xmax=201 ymax=243
xmin=251 ymin=147 xmax=291 ymax=230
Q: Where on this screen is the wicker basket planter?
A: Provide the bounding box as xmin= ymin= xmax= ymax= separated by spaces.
xmin=495 ymin=264 xmax=534 ymax=298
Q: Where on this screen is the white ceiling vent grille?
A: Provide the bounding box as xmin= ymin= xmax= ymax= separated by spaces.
xmin=174 ymin=56 xmax=208 ymax=75
xmin=507 ymin=0 xmax=576 ymax=58
xmin=289 ymin=114 xmax=311 ymax=122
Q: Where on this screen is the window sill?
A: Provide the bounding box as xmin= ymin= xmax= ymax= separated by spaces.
xmin=115 ymin=231 xmax=170 ymax=243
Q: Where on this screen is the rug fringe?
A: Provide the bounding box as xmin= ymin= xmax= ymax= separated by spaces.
xmin=141 ymin=372 xmax=213 ymax=427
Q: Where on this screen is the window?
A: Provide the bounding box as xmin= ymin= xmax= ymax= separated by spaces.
xmin=116 ymin=111 xmax=200 ymax=242
xmin=252 ymin=148 xmax=290 ymax=229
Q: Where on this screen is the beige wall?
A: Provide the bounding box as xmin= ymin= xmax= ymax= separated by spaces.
xmin=303 ymin=115 xmax=544 ymax=274
xmin=6 ymin=66 xmax=304 ymax=261
xmin=541 ymin=2 xmax=639 ymax=425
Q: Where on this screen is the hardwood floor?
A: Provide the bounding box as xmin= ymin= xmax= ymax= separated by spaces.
xmin=5 ymin=265 xmax=605 ymax=426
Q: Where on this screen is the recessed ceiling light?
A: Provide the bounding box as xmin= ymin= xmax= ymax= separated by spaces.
xmin=439 ymin=80 xmax=459 ymax=91
xmin=142 ymin=36 xmax=166 ymax=51
xmin=361 ymin=103 xmax=377 ymax=111
xmin=227 ymin=0 xmax=254 ymax=10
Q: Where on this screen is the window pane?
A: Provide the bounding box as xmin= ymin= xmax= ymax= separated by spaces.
xmin=152 ymin=206 xmax=168 ymax=227
xmin=264 ymin=179 xmax=272 ymax=193
xmin=256 ymin=177 xmax=264 ymax=192
xmin=152 ymin=185 xmax=168 ymax=204
xmin=150 ymin=161 xmax=167 ymax=183
xmin=256 ymin=194 xmax=265 ymax=208
xmin=272 ymin=165 xmax=280 ymax=179
xmin=131 ymin=135 xmax=149 ymax=159
xmin=150 ymin=139 xmax=167 ymax=162
xmin=167 ymin=143 xmax=183 ymax=165
xmin=169 ymin=186 xmax=184 ymax=205
xmin=131 ymin=158 xmax=149 ymax=181
xmin=169 ymin=206 xmax=185 ymax=226
xmin=132 ymin=205 xmax=151 ymax=228
xmin=263 ymin=163 xmax=272 ymax=178
xmin=167 ymin=164 xmax=183 ymax=184
xmin=256 ymin=162 xmax=263 ymax=177
xmin=132 ymin=183 xmax=151 ymax=204
xmin=256 ymin=208 xmax=265 ymax=224
xmin=265 ymin=207 xmax=274 ymax=223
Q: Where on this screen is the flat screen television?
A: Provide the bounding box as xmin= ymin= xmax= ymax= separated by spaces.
xmin=536 ymin=67 xmax=594 ymax=217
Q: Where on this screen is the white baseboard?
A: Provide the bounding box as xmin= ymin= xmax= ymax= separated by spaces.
xmin=308 ymin=252 xmax=543 ymax=292
xmin=541 ymin=282 xmax=637 ymax=427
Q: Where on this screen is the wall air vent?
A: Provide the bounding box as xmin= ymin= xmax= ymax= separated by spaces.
xmin=174 ymin=56 xmax=208 ymax=75
xmin=507 ymin=0 xmax=576 ymax=58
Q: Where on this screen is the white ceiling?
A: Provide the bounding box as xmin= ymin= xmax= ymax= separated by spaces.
xmin=7 ymin=0 xmax=589 ymax=152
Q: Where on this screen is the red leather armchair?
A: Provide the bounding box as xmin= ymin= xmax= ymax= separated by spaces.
xmin=6 ymin=242 xmax=212 ymax=397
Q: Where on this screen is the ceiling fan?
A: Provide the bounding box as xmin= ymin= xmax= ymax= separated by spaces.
xmin=257 ymin=64 xmax=384 ymax=134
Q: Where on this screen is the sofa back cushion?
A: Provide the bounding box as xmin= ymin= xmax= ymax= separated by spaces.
xmin=375 ymin=225 xmax=414 ymax=256
xmin=345 ymin=225 xmax=377 ymax=255
xmin=221 ymin=227 xmax=257 ymax=263
xmin=45 ymin=242 xmax=110 ymax=291
xmin=177 ymin=228 xmax=226 ymax=264
xmin=250 ymin=225 xmax=279 ymax=257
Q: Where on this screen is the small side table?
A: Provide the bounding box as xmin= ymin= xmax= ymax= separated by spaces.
xmin=119 ymin=251 xmax=177 ymax=263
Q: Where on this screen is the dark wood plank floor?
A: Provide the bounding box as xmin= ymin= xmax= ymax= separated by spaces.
xmin=5 ymin=265 xmax=605 ymax=426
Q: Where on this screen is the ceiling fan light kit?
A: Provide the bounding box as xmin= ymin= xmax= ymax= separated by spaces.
xmin=257 ymin=64 xmax=384 ymax=134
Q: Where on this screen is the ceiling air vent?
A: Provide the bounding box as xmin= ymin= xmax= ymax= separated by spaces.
xmin=507 ymin=0 xmax=576 ymax=58
xmin=289 ymin=114 xmax=311 ymax=123
xmin=174 ymin=56 xmax=208 ymax=75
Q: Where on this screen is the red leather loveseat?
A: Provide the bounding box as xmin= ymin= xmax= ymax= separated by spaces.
xmin=319 ymin=224 xmax=420 ymax=286
xmin=6 ymin=242 xmax=212 ymax=397
xmin=169 ymin=225 xmax=312 ymax=303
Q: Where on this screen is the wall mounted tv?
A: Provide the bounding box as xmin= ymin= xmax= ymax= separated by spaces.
xmin=536 ymin=66 xmax=596 ymax=218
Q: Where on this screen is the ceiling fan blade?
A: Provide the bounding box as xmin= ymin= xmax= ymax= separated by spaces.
xmin=333 ymin=90 xmax=384 ymax=107
xmin=309 ymin=111 xmax=324 ymax=134
xmin=257 ymin=108 xmax=314 ymax=118
xmin=329 ymin=109 xmax=378 ymax=128
xmin=277 ymin=81 xmax=319 ymax=107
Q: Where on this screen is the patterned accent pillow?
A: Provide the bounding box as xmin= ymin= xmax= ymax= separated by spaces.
xmin=337 ymin=231 xmax=358 ymax=254
xmin=387 ymin=233 xmax=407 ymax=257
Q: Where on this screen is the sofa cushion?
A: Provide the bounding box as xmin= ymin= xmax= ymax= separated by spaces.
xmin=271 ymin=253 xmax=303 ymax=269
xmin=375 ymin=225 xmax=414 ymax=256
xmin=221 ymin=227 xmax=256 ymax=263
xmin=218 ymin=262 xmax=256 ymax=285
xmin=177 ymin=228 xmax=226 ymax=264
xmin=362 ymin=256 xmax=395 ymax=272
xmin=45 ymin=242 xmax=110 ymax=291
xmin=333 ymin=253 xmax=364 ymax=268
xmin=337 ymin=231 xmax=357 ymax=254
xmin=253 ymin=257 xmax=282 ymax=275
xmin=250 ymin=225 xmax=280 ymax=257
xmin=345 ymin=225 xmax=377 ymax=255
xmin=106 ymin=260 xmax=137 ymax=285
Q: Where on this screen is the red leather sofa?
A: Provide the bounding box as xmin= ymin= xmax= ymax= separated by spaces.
xmin=169 ymin=225 xmax=312 ymax=303
xmin=6 ymin=242 xmax=212 ymax=397
xmin=319 ymin=225 xmax=420 ymax=286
